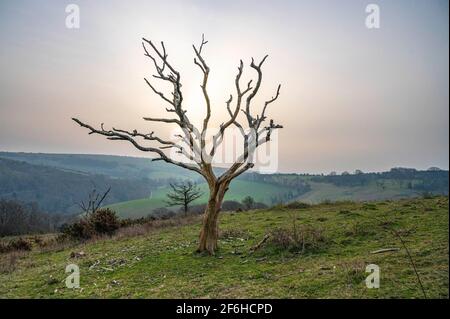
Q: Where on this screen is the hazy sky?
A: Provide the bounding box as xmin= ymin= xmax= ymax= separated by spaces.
xmin=0 ymin=0 xmax=448 ymax=174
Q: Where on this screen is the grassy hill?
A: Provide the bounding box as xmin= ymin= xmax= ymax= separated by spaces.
xmin=108 ymin=174 xmax=447 ymax=219
xmin=296 ymin=181 xmax=418 ymax=203
xmin=108 ymin=180 xmax=293 ymax=218
xmin=1 ymin=152 xmax=447 ymax=218
xmin=0 ymin=152 xmax=195 ymax=180
xmin=1 ymin=196 xmax=447 ymax=298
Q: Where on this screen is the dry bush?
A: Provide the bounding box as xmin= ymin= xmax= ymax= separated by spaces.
xmin=38 ymin=235 xmax=79 ymax=253
xmin=60 ymin=208 xmax=120 ymax=241
xmin=253 ymin=211 xmax=326 ymax=254
xmin=269 ymin=224 xmax=326 ymax=253
xmin=114 ymin=214 xmax=202 ymax=240
xmin=0 ymin=251 xmax=23 ymax=274
xmin=89 ymin=208 xmax=120 ymax=235
xmin=0 ymin=237 xmax=32 ymax=254
xmin=60 ymin=218 xmax=95 ymax=241
xmin=114 ymin=224 xmax=151 ymax=239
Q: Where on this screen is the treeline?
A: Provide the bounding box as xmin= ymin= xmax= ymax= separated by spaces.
xmin=0 ymin=199 xmax=73 ymax=237
xmin=0 ymin=158 xmax=157 ymax=214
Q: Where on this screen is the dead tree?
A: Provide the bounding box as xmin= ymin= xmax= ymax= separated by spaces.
xmin=165 ymin=181 xmax=203 ymax=216
xmin=72 ymin=35 xmax=282 ymax=254
xmin=77 ymin=187 xmax=111 ymax=216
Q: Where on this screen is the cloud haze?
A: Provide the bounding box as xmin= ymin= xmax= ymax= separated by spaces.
xmin=0 ymin=0 xmax=448 ymax=173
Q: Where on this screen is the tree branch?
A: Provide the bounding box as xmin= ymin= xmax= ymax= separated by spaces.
xmin=72 ymin=118 xmax=203 ymax=175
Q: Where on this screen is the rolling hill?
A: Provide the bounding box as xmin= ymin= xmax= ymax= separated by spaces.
xmin=0 ymin=152 xmax=447 ymax=218
xmin=107 ymin=180 xmax=294 ymax=218
xmin=0 ymin=152 xmax=195 ymax=181
xmin=1 ymin=196 xmax=448 ymax=298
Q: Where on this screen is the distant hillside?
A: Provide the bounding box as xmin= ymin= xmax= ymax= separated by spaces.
xmin=108 ymin=179 xmax=304 ymax=219
xmin=296 ymin=168 xmax=449 ymax=203
xmin=0 ymin=152 xmax=198 ymax=181
xmin=0 ymin=158 xmax=153 ymax=214
xmin=0 ymin=152 xmax=447 ymax=218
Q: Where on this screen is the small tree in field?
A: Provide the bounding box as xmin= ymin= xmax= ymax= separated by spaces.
xmin=165 ymin=181 xmax=203 ymax=216
xmin=73 ymin=35 xmax=282 ymax=254
xmin=242 ymin=196 xmax=255 ymax=210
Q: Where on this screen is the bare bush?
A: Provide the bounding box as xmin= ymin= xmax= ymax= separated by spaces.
xmin=269 ymin=225 xmax=325 ymax=253
xmin=115 ymin=214 xmax=202 ymax=240
xmin=0 ymin=237 xmax=32 ymax=254
xmin=0 ymin=251 xmax=24 ymax=274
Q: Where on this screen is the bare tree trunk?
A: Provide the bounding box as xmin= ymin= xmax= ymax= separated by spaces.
xmin=197 ymin=181 xmax=228 ymax=254
xmin=197 ymin=198 xmax=220 ymax=254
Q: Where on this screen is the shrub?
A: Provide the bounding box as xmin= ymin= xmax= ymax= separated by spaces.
xmin=61 ymin=218 xmax=94 ymax=240
xmin=8 ymin=237 xmax=32 ymax=251
xmin=0 ymin=238 xmax=32 ymax=254
xmin=0 ymin=252 xmax=21 ymax=273
xmin=242 ymin=196 xmax=255 ymax=210
xmin=269 ymin=225 xmax=326 ymax=253
xmin=120 ymin=215 xmax=157 ymax=228
xmin=89 ymin=208 xmax=120 ymax=235
xmin=61 ymin=208 xmax=120 ymax=240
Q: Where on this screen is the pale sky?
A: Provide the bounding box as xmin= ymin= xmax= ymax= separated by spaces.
xmin=0 ymin=0 xmax=448 ymax=174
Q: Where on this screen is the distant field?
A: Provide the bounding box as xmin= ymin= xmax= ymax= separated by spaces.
xmin=108 ymin=179 xmax=425 ymax=219
xmin=1 ymin=196 xmax=448 ymax=298
xmin=297 ymin=181 xmax=419 ymax=204
xmin=108 ymin=180 xmax=292 ymax=218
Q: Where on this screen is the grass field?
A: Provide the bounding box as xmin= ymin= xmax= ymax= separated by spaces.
xmin=1 ymin=196 xmax=448 ymax=298
xmin=297 ymin=181 xmax=418 ymax=204
xmin=108 ymin=180 xmax=293 ymax=218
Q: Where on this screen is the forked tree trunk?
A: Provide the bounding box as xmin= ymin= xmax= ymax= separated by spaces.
xmin=197 ymin=181 xmax=228 ymax=254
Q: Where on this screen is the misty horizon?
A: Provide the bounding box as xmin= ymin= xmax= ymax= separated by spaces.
xmin=0 ymin=150 xmax=447 ymax=175
xmin=1 ymin=0 xmax=449 ymax=173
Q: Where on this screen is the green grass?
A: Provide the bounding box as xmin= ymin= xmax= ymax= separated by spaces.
xmin=108 ymin=180 xmax=292 ymax=218
xmin=1 ymin=196 xmax=448 ymax=298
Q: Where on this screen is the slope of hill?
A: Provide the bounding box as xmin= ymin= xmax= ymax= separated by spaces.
xmin=109 ymin=170 xmax=448 ymax=218
xmin=0 ymin=158 xmax=152 ymax=214
xmin=0 ymin=196 xmax=448 ymax=298
xmin=296 ymin=181 xmax=417 ymax=203
xmin=0 ymin=152 xmax=195 ymax=180
xmin=107 ymin=180 xmax=295 ymax=218
xmin=0 ymin=152 xmax=448 ymax=218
